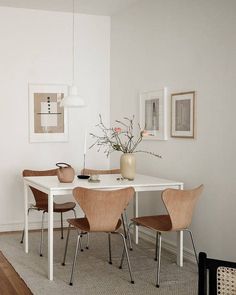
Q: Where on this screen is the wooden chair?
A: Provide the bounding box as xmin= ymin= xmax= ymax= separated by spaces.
xmin=81 ymin=168 xmax=121 ymax=175
xmin=62 ymin=186 xmax=135 ymax=286
xmin=129 ymin=185 xmax=204 ymax=287
xmin=21 ymin=169 xmax=77 ymax=256
xmin=80 ymin=168 xmax=132 ymax=251
xmin=198 ymin=252 xmax=236 ymax=295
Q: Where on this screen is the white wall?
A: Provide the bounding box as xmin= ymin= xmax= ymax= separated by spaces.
xmin=0 ymin=7 xmax=110 ymax=230
xmin=110 ymin=0 xmax=236 ymax=261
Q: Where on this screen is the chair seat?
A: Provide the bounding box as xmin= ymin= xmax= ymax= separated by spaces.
xmin=67 ymin=217 xmax=122 ymax=232
xmin=37 ymin=202 xmax=76 ymax=213
xmin=132 ymin=215 xmax=172 ymax=232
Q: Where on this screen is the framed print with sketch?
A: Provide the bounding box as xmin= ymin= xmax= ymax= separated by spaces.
xmin=139 ymin=88 xmax=167 ymax=140
xmin=171 ymin=91 xmax=195 ymax=138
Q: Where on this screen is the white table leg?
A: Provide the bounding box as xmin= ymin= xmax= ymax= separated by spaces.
xmin=133 ymin=192 xmax=139 ymax=244
xmin=48 ymin=192 xmax=53 ymax=280
xmin=177 ymin=231 xmax=183 ymax=267
xmin=24 ymin=182 xmax=29 ymax=253
xmin=177 ymin=183 xmax=184 ymax=267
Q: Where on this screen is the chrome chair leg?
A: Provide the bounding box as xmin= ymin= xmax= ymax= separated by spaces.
xmin=124 ymin=210 xmax=133 ymax=251
xmin=119 ymin=223 xmax=134 ymax=269
xmin=20 ymin=229 xmax=24 ymax=244
xmin=121 ymin=214 xmax=127 ymax=238
xmin=62 ymin=224 xmax=71 ymax=266
xmin=39 ymin=211 xmax=46 ymax=257
xmin=154 ymin=232 xmax=158 ymax=261
xmin=72 ymin=209 xmax=77 ymax=218
xmin=185 ymin=229 xmax=198 ymax=265
xmin=119 ymin=246 xmax=125 ymax=269
xmin=69 ymin=233 xmax=81 ymax=286
xmin=86 ymin=233 xmax=89 ymax=250
xmin=108 ymin=233 xmax=112 ymax=264
xmin=72 ymin=209 xmax=84 ymax=252
xmin=117 ymin=232 xmax=134 ymax=284
xmin=73 ymin=208 xmax=89 ymax=251
xmin=79 ymin=234 xmax=84 ymax=252
xmin=156 ymin=232 xmax=162 ymax=288
xmin=20 ymin=207 xmax=33 ymax=244
xmin=126 ymin=222 xmax=135 ymax=251
xmin=60 ymin=212 xmax=64 ymax=239
xmin=73 ymin=229 xmax=84 ymax=252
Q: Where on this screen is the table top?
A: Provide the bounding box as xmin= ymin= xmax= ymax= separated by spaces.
xmin=24 ymin=173 xmax=183 ymax=193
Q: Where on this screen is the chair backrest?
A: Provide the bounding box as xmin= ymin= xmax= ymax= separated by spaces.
xmin=73 ymin=187 xmax=134 ymax=232
xmin=23 ymin=169 xmax=58 ymax=208
xmin=198 ymin=252 xmax=236 ymax=295
xmin=162 ymin=184 xmax=204 ymax=231
xmin=81 ymin=168 xmax=121 ymax=175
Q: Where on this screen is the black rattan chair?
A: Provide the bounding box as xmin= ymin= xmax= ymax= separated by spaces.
xmin=198 ymin=252 xmax=236 ymax=295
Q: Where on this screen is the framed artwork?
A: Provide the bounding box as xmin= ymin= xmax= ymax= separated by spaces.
xmin=139 ymin=88 xmax=167 ymax=140
xmin=171 ymin=91 xmax=195 ymax=138
xmin=29 ymin=84 xmax=68 ymax=142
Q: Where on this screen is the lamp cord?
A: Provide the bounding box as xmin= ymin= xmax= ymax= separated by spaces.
xmin=72 ymin=0 xmax=75 ymax=84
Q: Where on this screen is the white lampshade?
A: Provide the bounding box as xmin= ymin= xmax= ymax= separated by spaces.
xmin=60 ymin=85 xmax=85 ymax=108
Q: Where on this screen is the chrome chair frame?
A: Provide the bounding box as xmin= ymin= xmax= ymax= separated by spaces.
xmin=124 ymin=222 xmax=198 ymax=287
xmin=121 ymin=210 xmax=133 ymax=251
xmin=21 ymin=207 xmax=77 ymax=256
xmin=62 ymin=224 xmax=134 ymax=286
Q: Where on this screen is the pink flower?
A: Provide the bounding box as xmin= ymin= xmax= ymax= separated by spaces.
xmin=114 ymin=127 xmax=122 ymax=133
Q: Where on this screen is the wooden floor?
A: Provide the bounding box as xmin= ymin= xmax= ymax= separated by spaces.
xmin=0 ymin=251 xmax=32 ymax=295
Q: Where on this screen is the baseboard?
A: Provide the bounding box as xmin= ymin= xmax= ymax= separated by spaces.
xmin=0 ymin=220 xmax=63 ymax=233
xmin=138 ymin=227 xmax=196 ymax=264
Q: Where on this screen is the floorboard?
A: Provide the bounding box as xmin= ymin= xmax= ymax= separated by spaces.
xmin=0 ymin=251 xmax=32 ymax=295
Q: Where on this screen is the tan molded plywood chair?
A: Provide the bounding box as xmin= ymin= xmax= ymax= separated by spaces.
xmin=80 ymin=168 xmax=133 ymax=251
xmin=21 ymin=169 xmax=77 ymax=256
xmin=81 ymin=168 xmax=121 ymax=175
xmin=62 ymin=186 xmax=135 ymax=286
xmin=129 ymin=185 xmax=204 ymax=287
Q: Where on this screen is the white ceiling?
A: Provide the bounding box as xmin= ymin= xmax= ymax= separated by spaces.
xmin=0 ymin=0 xmax=139 ymax=16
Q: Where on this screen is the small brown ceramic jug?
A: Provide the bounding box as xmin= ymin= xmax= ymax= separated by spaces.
xmin=56 ymin=163 xmax=75 ymax=183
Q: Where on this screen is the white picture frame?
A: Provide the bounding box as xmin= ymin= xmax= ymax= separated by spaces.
xmin=29 ymin=84 xmax=68 ymax=143
xmin=171 ymin=91 xmax=195 ymax=138
xmin=139 ymin=88 xmax=168 ymax=140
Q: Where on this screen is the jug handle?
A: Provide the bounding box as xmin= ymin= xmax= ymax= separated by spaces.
xmin=56 ymin=162 xmax=71 ymax=168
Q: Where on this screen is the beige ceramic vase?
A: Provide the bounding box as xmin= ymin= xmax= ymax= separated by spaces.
xmin=120 ymin=153 xmax=136 ymax=180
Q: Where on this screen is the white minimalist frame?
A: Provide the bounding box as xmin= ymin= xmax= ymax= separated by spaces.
xmin=171 ymin=91 xmax=195 ymax=138
xmin=29 ymin=84 xmax=68 ymax=143
xmin=140 ymin=88 xmax=168 ymax=140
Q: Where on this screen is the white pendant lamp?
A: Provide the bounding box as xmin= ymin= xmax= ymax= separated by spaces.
xmin=61 ymin=0 xmax=85 ymax=108
xmin=61 ymin=85 xmax=85 ymax=108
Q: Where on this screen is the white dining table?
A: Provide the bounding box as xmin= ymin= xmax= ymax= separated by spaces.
xmin=23 ymin=173 xmax=184 ymax=280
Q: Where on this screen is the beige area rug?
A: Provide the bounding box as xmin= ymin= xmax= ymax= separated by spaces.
xmin=0 ymin=230 xmax=197 ymax=295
